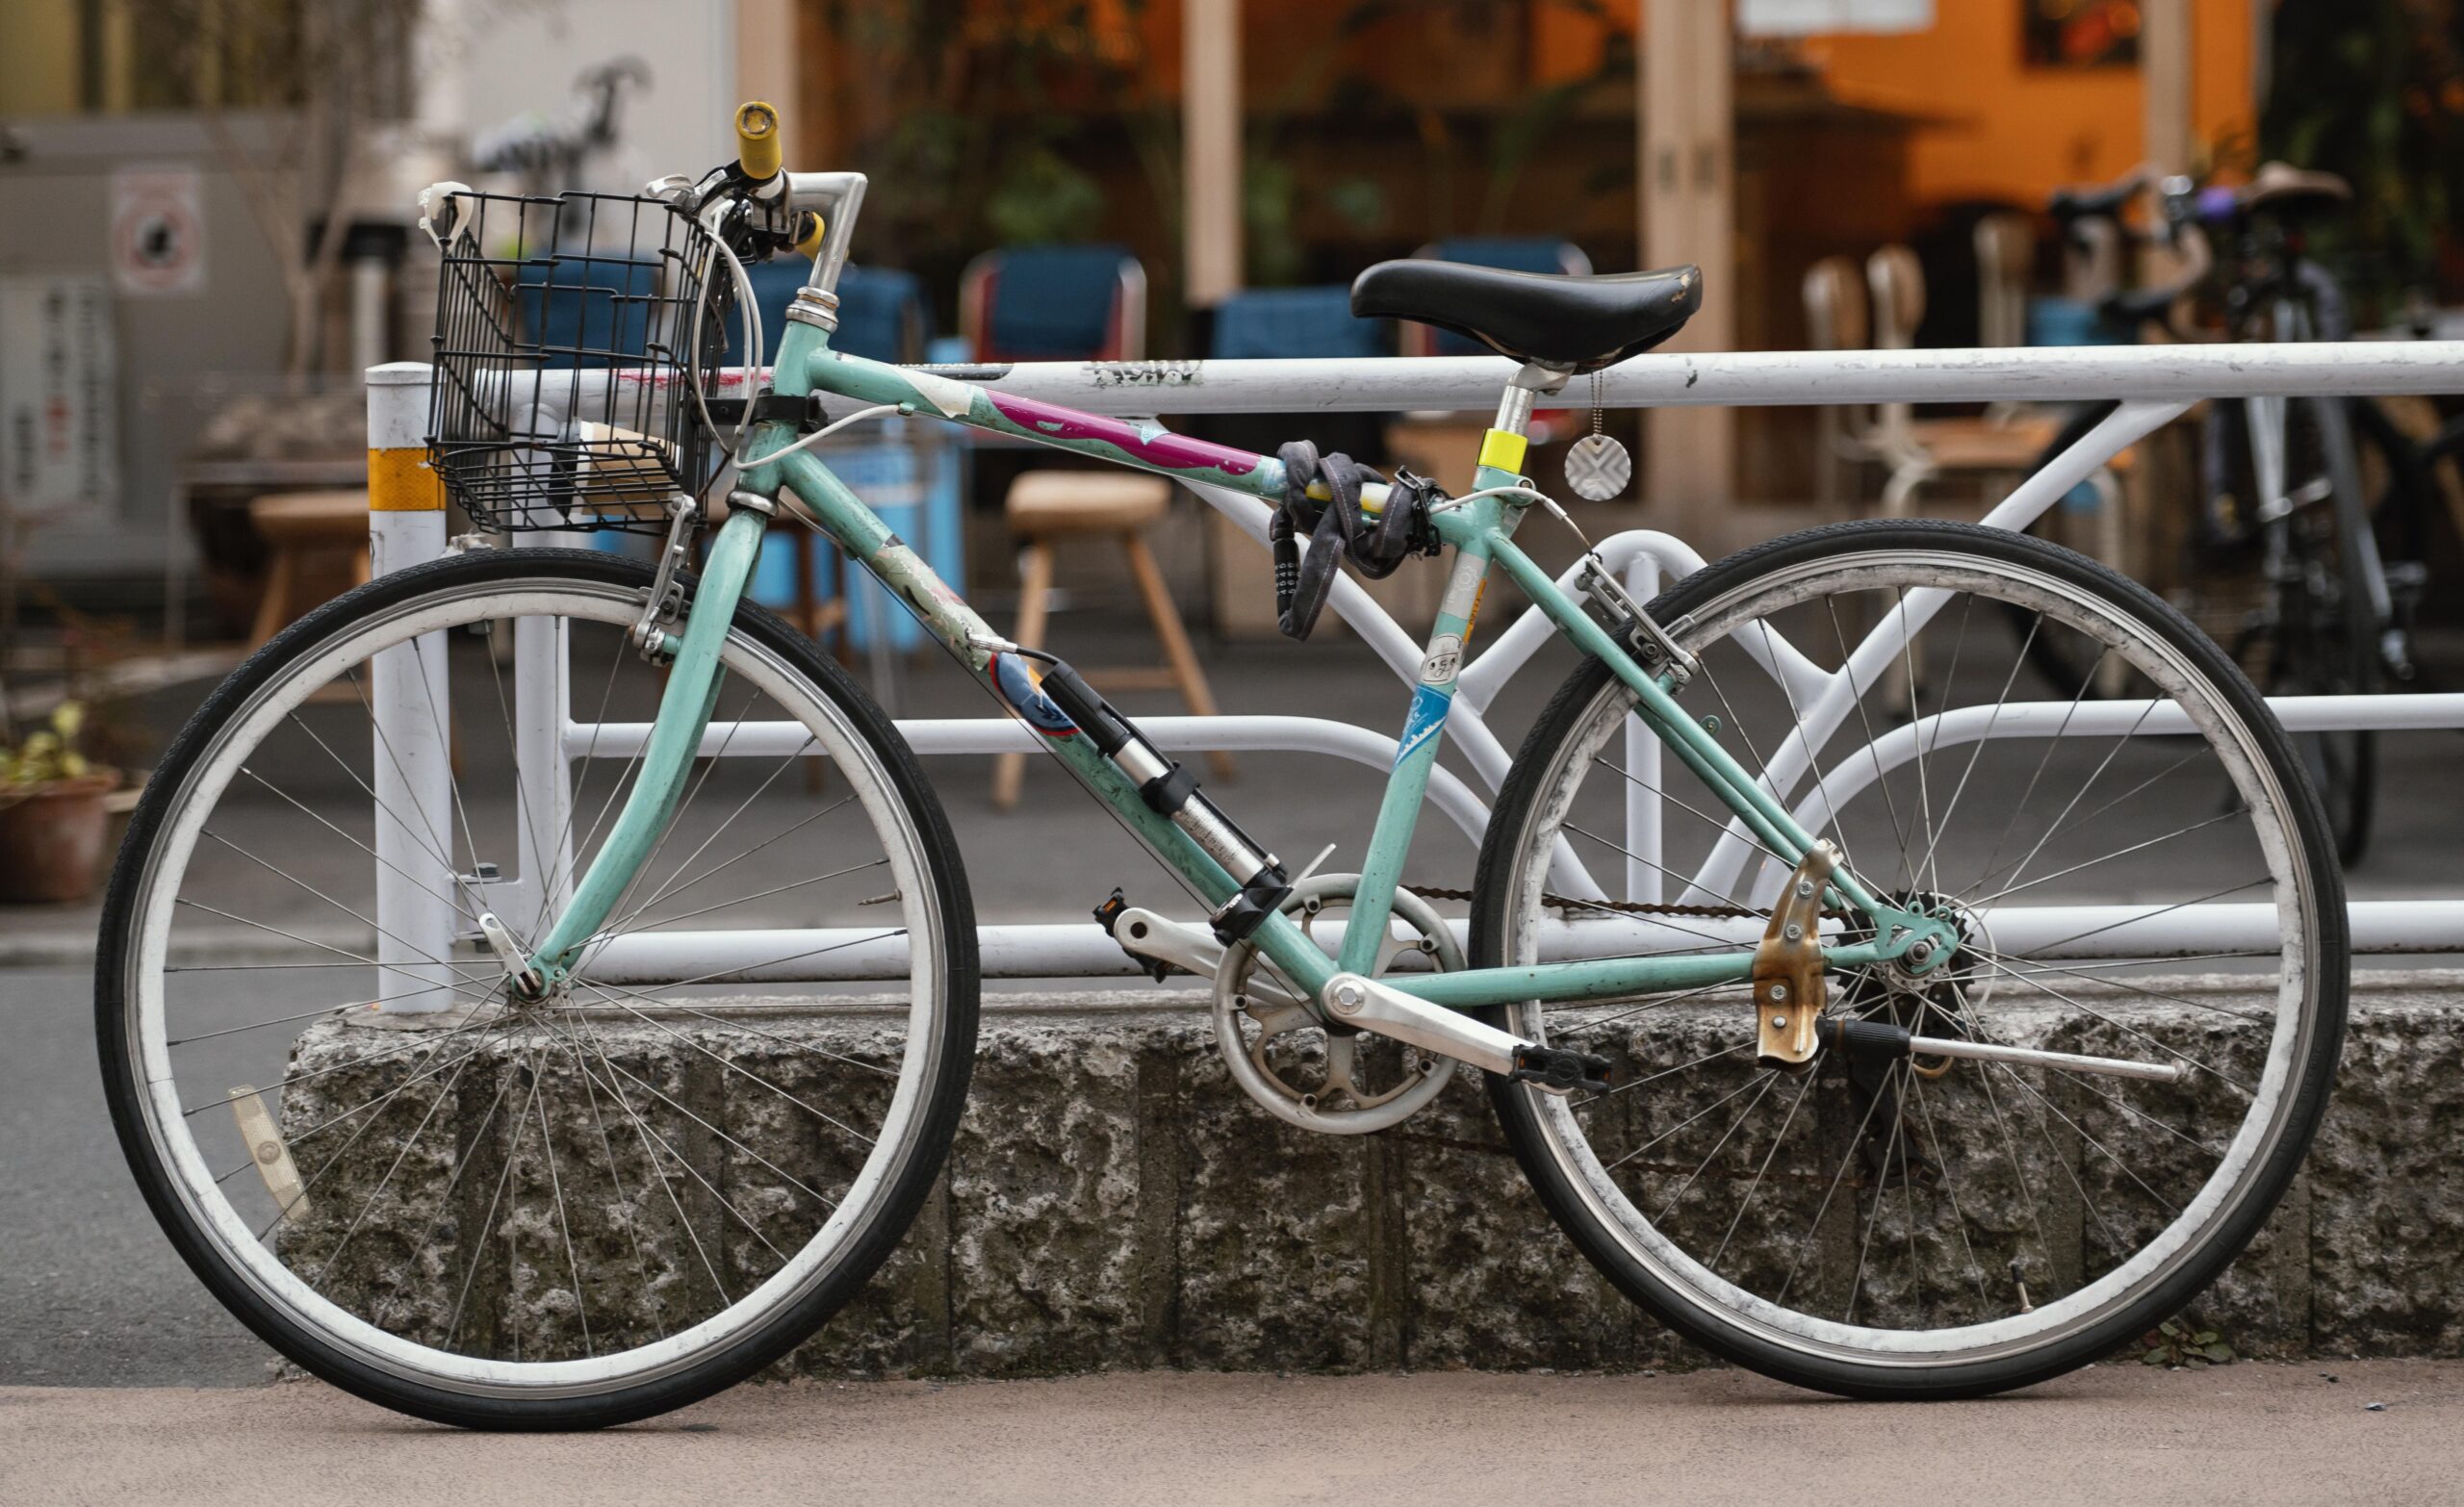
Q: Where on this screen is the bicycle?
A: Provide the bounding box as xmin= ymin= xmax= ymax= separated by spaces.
xmin=98 ymin=103 xmax=2348 ymax=1427
xmin=2022 ymin=163 xmax=2400 ymax=863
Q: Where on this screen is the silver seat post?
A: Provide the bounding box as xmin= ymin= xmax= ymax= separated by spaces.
xmin=1494 ymin=362 xmax=1571 ymax=441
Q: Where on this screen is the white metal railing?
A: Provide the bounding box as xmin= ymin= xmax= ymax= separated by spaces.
xmin=364 ymin=340 xmax=2464 ymax=995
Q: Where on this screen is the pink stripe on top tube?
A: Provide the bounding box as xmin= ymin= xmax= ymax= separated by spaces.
xmin=986 ymin=392 xmax=1261 ymax=477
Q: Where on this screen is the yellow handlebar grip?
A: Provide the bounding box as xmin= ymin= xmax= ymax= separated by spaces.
xmin=734 ymin=100 xmax=783 ymax=181
xmin=792 ymin=211 xmax=826 ymax=259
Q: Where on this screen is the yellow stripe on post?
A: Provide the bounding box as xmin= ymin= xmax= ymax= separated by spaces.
xmin=1476 ymin=428 xmax=1528 ymax=476
xmin=368 ymin=447 xmax=447 ymax=512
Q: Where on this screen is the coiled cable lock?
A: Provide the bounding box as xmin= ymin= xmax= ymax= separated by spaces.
xmin=1270 ymin=440 xmax=1445 ymax=641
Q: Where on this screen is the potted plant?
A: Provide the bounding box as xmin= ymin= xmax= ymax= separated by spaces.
xmin=0 ymin=702 xmax=122 ymax=904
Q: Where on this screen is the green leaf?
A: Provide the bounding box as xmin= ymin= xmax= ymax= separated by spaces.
xmin=2203 ymin=1343 xmax=2236 ymax=1364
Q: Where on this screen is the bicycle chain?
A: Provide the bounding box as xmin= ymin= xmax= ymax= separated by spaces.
xmin=1410 ymin=885 xmax=1851 ymax=923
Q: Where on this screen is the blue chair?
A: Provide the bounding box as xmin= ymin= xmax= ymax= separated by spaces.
xmin=515 ymin=255 xmax=659 ymax=367
xmin=959 ymin=245 xmax=1147 ymax=360
xmin=720 ymin=261 xmax=958 ymax=656
xmin=1404 ymin=239 xmax=1594 ymax=357
xmin=725 ymin=259 xmax=931 ymax=367
xmin=834 ymin=266 xmax=931 ymax=364
xmin=1209 ymin=286 xmax=1392 ymax=361
xmin=2025 ymin=295 xmax=2129 ymax=348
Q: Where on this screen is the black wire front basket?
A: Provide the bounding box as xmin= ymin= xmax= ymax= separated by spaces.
xmin=425 ymin=190 xmax=737 ymax=535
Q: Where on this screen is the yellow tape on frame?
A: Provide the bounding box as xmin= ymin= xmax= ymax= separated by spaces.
xmin=368 ymin=447 xmax=448 ymax=512
xmin=1476 ymin=428 xmax=1528 ymax=475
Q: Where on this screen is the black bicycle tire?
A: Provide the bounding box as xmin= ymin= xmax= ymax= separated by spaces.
xmin=96 ymin=547 xmax=981 ymax=1430
xmin=1471 ymin=518 xmax=2348 ymax=1400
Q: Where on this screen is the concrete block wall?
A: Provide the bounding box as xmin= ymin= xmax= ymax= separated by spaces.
xmin=277 ymin=976 xmax=2464 ymax=1377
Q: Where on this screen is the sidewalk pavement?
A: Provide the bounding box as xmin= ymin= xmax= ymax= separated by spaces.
xmin=5 ymin=1364 xmax=2457 ymax=1506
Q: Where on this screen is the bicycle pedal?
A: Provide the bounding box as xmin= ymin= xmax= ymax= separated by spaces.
xmin=1093 ymin=887 xmax=1177 ymax=983
xmin=1508 ymin=1044 xmax=1613 ymax=1095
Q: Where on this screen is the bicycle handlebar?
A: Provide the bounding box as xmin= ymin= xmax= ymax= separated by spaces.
xmin=2049 ymin=164 xmax=2219 ymax=335
xmin=733 ymin=100 xmax=783 ymax=183
xmin=2098 ymin=215 xmax=2214 ymax=331
xmin=2048 ymin=164 xmax=2156 ymax=224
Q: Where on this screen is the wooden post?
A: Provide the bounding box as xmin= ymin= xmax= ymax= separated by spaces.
xmin=1182 ymin=0 xmax=1243 ymax=308
xmin=1641 ymin=0 xmax=1734 ymax=526
xmin=2142 ymin=0 xmax=2193 ymax=175
xmin=735 ymin=0 xmax=800 ymax=130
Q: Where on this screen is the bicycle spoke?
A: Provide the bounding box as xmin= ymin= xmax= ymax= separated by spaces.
xmin=566 ymin=979 xmax=879 ymax=1152
xmin=1707 ymin=1064 xmax=1817 ymax=1273
xmin=603 ymin=743 xmax=832 ymax=935
xmin=1824 ymin=597 xmax=1919 ymax=891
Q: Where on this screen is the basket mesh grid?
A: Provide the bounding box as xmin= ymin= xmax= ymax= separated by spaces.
xmin=424 ymin=190 xmax=736 ymax=534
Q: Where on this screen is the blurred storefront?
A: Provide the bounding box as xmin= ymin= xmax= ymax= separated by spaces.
xmin=2 ymin=0 xmax=2429 ymax=612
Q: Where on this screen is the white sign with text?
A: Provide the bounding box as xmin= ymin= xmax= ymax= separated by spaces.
xmin=0 ymin=277 xmax=120 ymax=513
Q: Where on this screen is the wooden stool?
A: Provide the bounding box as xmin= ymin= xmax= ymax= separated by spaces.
xmin=248 ymin=490 xmax=372 ymax=647
xmin=993 ymin=471 xmax=1233 ymax=809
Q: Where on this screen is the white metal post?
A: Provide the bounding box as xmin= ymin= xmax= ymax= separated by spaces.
xmin=1624 ymin=553 xmax=1663 ymax=904
xmin=367 ymin=363 xmax=460 ymax=1012
xmin=511 ymin=615 xmax=574 ymax=936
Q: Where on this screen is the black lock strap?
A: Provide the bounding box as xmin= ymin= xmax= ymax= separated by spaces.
xmin=1269 ymin=441 xmax=1442 ymax=641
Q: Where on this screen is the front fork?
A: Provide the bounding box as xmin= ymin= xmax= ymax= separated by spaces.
xmin=515 ymin=499 xmax=774 ymax=990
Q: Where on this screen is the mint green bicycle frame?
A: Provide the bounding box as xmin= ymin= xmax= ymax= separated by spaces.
xmin=523 ymin=314 xmax=1948 ymax=1011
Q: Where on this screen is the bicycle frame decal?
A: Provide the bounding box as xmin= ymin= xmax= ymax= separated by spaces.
xmin=982 ymin=391 xmax=1266 ymax=480
xmin=1393 ymin=685 xmax=1449 ymax=766
xmin=991 ymin=654 xmax=1080 ymax=736
xmin=809 ymin=348 xmax=1286 ymax=499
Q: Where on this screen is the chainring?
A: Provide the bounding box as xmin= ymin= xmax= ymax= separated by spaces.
xmin=1211 ymin=875 xmax=1463 ymax=1136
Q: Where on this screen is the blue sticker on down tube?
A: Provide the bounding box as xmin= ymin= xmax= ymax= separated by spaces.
xmin=1394 ymin=684 xmax=1450 ymax=766
xmin=992 ymin=653 xmax=1077 ymax=737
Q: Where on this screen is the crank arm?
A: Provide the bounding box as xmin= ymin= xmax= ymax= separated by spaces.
xmin=1322 ymin=972 xmax=1527 ymax=1077
xmin=1825 ymin=1017 xmax=2182 ymax=1086
xmin=1115 ymin=905 xmax=1324 ymax=1011
xmin=1111 ymin=907 xmax=1225 ymax=980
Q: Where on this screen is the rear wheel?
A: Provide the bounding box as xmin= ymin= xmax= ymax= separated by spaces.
xmin=98 ymin=548 xmax=978 ymax=1428
xmin=1473 ymin=520 xmax=2345 ymax=1398
xmin=2253 ymin=396 xmax=2378 ymax=864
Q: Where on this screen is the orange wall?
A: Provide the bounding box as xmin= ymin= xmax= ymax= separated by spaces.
xmin=1795 ymin=0 xmax=2256 ymax=208
xmin=1144 ymin=1 xmax=2256 ymax=214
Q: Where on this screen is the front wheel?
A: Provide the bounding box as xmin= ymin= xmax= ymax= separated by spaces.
xmin=97 ymin=548 xmax=979 ymax=1428
xmin=1473 ymin=520 xmax=2345 ymax=1398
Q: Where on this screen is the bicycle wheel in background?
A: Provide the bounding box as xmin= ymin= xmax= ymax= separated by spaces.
xmin=1474 ymin=519 xmax=2346 ymax=1399
xmin=97 ymin=548 xmax=979 ymax=1429
xmin=2252 ymin=395 xmax=2378 ymax=864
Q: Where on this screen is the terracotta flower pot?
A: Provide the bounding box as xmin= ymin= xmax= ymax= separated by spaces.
xmin=0 ymin=770 xmax=123 ymax=904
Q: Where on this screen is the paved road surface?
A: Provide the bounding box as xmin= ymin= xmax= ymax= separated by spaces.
xmin=5 ymin=1365 xmax=2458 ymax=1506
